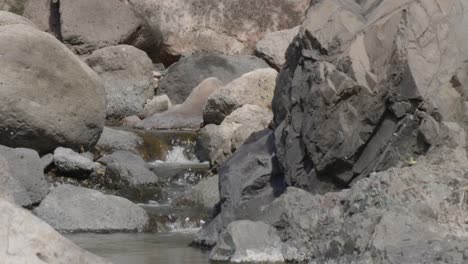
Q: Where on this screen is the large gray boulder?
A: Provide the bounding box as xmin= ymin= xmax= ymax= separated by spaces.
xmin=85 ymin=45 xmax=156 ymax=120
xmin=138 ymin=78 xmax=223 ymax=129
xmin=35 ymin=184 xmax=150 ymax=232
xmin=98 ymin=151 xmax=158 ymax=189
xmin=255 ymin=26 xmax=299 ymax=69
xmin=157 ymin=52 xmax=269 ymax=104
xmin=0 ymin=24 xmax=106 ymax=154
xmin=0 ymin=198 xmax=111 ymax=263
xmin=204 ymin=68 xmax=277 ymax=125
xmin=273 ymin=0 xmax=468 ymax=192
xmin=127 ymin=0 xmax=309 ymax=60
xmin=24 ymin=0 xmax=162 ymax=57
xmin=173 ymin=174 xmax=220 ymax=211
xmin=210 ymin=220 xmax=284 ymax=263
xmin=0 ymin=146 xmax=48 ymax=207
xmin=195 ymin=130 xmax=286 ymax=246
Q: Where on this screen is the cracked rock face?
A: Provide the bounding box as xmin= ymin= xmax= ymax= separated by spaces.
xmin=127 ymin=0 xmax=309 ymax=61
xmin=273 ymin=0 xmax=468 ymax=192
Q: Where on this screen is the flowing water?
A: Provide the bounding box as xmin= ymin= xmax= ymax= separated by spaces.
xmin=66 ymin=232 xmax=210 ymax=264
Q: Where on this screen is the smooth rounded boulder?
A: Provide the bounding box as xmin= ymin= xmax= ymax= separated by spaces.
xmin=157 ymin=52 xmax=270 ymax=104
xmin=0 ymin=198 xmax=111 ymax=263
xmin=34 ymin=184 xmax=151 ymax=232
xmin=85 ymin=45 xmax=155 ymax=120
xmin=0 ymin=10 xmax=35 ymax=26
xmin=0 ymin=24 xmax=106 ymax=154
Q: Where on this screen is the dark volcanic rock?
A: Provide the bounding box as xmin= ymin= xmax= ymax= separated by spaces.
xmin=157 ymin=52 xmax=269 ymax=104
xmin=272 ymin=0 xmax=468 ymax=192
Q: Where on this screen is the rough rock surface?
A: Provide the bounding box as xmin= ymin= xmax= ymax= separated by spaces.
xmin=138 ymin=94 xmax=172 ymax=119
xmin=197 ymin=104 xmax=273 ymax=166
xmin=96 ymin=127 xmax=144 ymax=155
xmin=0 ymin=10 xmax=34 ymax=26
xmin=85 ymin=45 xmax=155 ymax=120
xmin=24 ymin=0 xmax=161 ymax=57
xmin=204 ymin=68 xmax=277 ymax=125
xmin=273 ymin=0 xmax=468 ymax=192
xmin=255 ymin=26 xmax=299 ymax=69
xmin=128 ymin=0 xmax=309 ymax=60
xmin=54 ymin=147 xmax=95 ymax=177
xmin=195 ymin=130 xmax=286 ymax=246
xmin=35 ymin=184 xmax=150 ymax=232
xmin=138 ymin=78 xmax=223 ymax=129
xmin=0 ymin=24 xmax=106 ymax=154
xmin=0 ymin=198 xmax=111 ymax=263
xmin=0 ymin=146 xmax=48 ymax=207
xmin=0 ymin=0 xmax=25 ymax=14
xmin=157 ymin=52 xmax=269 ymax=104
xmin=98 ymin=151 xmax=158 ymax=189
xmin=210 ymin=220 xmax=284 ymax=263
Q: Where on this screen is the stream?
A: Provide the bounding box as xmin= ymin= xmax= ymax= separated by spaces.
xmin=68 ymin=127 xmax=213 ymax=263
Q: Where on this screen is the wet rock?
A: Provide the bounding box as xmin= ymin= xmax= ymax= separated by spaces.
xmin=204 ymin=68 xmax=277 ymax=125
xmin=195 ymin=130 xmax=286 ymax=246
xmin=0 ymin=145 xmax=48 ymax=207
xmin=24 ymin=0 xmax=162 ymax=57
xmin=173 ymin=174 xmax=220 ymax=211
xmin=98 ymin=151 xmax=158 ymax=189
xmin=35 ymin=184 xmax=150 ymax=232
xmin=96 ymin=127 xmax=143 ymax=155
xmin=273 ymin=0 xmax=468 ymax=191
xmin=0 ymin=24 xmax=106 ymax=154
xmin=198 ymin=104 xmax=272 ymax=166
xmin=138 ymin=78 xmax=223 ymax=129
xmin=0 ymin=10 xmax=34 ymax=26
xmin=54 ymin=147 xmax=95 ymax=177
xmin=0 ymin=198 xmax=111 ymax=263
xmin=157 ymin=52 xmax=269 ymax=104
xmin=138 ymin=95 xmax=172 ymax=119
xmin=210 ymin=220 xmax=284 ymax=263
xmin=255 ymin=26 xmax=299 ymax=69
xmin=128 ymin=0 xmax=309 ymax=60
xmin=85 ymin=45 xmax=155 ymax=120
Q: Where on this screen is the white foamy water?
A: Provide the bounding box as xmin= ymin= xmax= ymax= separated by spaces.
xmin=151 ymin=146 xmax=200 ymax=164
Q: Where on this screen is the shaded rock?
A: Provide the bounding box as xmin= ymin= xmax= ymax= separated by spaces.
xmin=273 ymin=0 xmax=468 ymax=191
xmin=0 ymin=198 xmax=111 ymax=263
xmin=120 ymin=115 xmax=142 ymax=127
xmin=24 ymin=0 xmax=162 ymax=57
xmin=35 ymin=184 xmax=150 ymax=232
xmin=173 ymin=174 xmax=219 ymax=210
xmin=157 ymin=52 xmax=269 ymax=104
xmin=98 ymin=151 xmax=158 ymax=189
xmin=84 ymin=45 xmax=155 ymax=120
xmin=96 ymin=127 xmax=143 ymax=155
xmin=210 ymin=220 xmax=284 ymax=263
xmin=0 ymin=24 xmax=106 ymax=154
xmin=204 ymin=68 xmax=277 ymax=125
xmin=0 ymin=145 xmax=48 ymax=207
xmin=197 ymin=104 xmax=272 ymax=166
xmin=255 ymin=26 xmax=299 ymax=69
xmin=0 ymin=10 xmax=34 ymax=26
xmin=53 ymin=147 xmax=95 ymax=178
xmin=128 ymin=0 xmax=309 ymax=61
xmin=138 ymin=95 xmax=172 ymax=119
xmin=195 ymin=129 xmax=286 ymax=246
xmin=138 ymin=78 xmax=223 ymax=129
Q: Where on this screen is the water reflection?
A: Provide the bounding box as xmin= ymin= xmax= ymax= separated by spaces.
xmin=66 ymin=232 xmax=210 ymax=264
